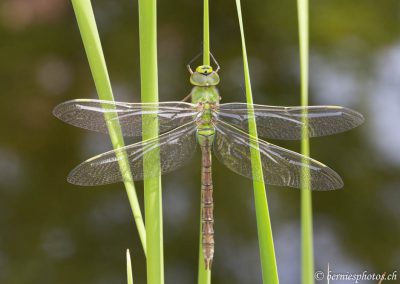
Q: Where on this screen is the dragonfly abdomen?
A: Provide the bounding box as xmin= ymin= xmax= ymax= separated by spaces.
xmin=198 ymin=129 xmax=215 ymax=269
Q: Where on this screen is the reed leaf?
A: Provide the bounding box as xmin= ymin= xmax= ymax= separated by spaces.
xmin=198 ymin=0 xmax=212 ymax=283
xmin=137 ymin=0 xmax=164 ymax=283
xmin=234 ymin=1 xmax=279 ymax=283
xmin=70 ymin=0 xmax=146 ymax=254
xmin=297 ymin=0 xmax=315 ymax=283
xmin=203 ymin=0 xmax=210 ymax=65
xmin=127 ymin=249 xmax=134 ymax=284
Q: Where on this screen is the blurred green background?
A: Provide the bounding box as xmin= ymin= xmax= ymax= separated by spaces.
xmin=0 ymin=0 xmax=399 ymax=283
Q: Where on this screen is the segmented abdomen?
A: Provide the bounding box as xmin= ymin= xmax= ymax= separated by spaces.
xmin=198 ymin=130 xmax=215 ymax=270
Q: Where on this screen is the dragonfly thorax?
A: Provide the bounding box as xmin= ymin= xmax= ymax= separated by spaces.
xmin=190 ymin=65 xmax=220 ymax=87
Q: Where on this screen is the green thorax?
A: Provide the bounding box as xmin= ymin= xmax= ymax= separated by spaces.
xmin=189 ymin=65 xmax=220 ymax=144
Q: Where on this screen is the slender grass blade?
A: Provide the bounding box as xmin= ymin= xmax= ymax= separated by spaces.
xmin=137 ymin=0 xmax=164 ymax=283
xmin=235 ymin=1 xmax=279 ymax=283
xmin=297 ymin=0 xmax=315 ymax=283
xmin=198 ymin=0 xmax=212 ymax=283
xmin=127 ymin=249 xmax=134 ymax=284
xmin=70 ymin=0 xmax=146 ymax=254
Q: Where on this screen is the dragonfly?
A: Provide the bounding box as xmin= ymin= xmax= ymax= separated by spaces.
xmin=53 ymin=55 xmax=364 ymax=269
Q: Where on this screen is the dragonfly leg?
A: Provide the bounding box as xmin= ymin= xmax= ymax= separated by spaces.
xmin=187 ymin=52 xmax=202 ymax=74
xmin=187 ymin=51 xmax=220 ymax=73
xmin=181 ymin=93 xmax=192 ymax=102
xmin=210 ymin=52 xmax=220 ymax=72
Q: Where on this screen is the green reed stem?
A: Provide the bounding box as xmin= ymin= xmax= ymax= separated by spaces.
xmin=126 ymin=249 xmax=134 ymax=284
xmin=198 ymin=0 xmax=212 ymax=283
xmin=297 ymin=0 xmax=314 ymax=283
xmin=70 ymin=0 xmax=147 ymax=255
xmin=235 ymin=1 xmax=279 ymax=283
xmin=137 ymin=0 xmax=164 ymax=283
xmin=203 ymin=0 xmax=210 ymax=65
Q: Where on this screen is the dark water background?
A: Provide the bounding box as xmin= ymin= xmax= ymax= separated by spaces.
xmin=0 ymin=0 xmax=399 ymax=283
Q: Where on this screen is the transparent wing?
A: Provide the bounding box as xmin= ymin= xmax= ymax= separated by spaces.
xmin=217 ymin=103 xmax=364 ymax=140
xmin=53 ymin=99 xmax=198 ymax=136
xmin=213 ymin=121 xmax=343 ymax=190
xmin=68 ymin=122 xmax=198 ymax=186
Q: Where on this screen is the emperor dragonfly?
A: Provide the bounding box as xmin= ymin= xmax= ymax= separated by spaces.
xmin=53 ymin=56 xmax=364 ymax=269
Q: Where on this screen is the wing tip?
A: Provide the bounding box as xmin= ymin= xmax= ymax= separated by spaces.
xmin=52 ymin=102 xmax=65 ymax=119
xmin=317 ymin=166 xmax=344 ymax=191
xmin=67 ymin=166 xmax=89 ymax=186
xmin=52 ymin=100 xmax=79 ymax=122
xmin=66 ymin=162 xmax=104 ymax=187
xmin=52 ymin=99 xmax=105 ymax=119
xmin=343 ymin=107 xmax=365 ymax=127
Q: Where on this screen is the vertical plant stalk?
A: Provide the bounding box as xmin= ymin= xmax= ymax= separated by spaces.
xmin=203 ymin=0 xmax=210 ymax=65
xmin=127 ymin=249 xmax=134 ymax=284
xmin=235 ymin=1 xmax=279 ymax=283
xmin=297 ymin=0 xmax=314 ymax=283
xmin=70 ymin=0 xmax=147 ymax=255
xmin=138 ymin=0 xmax=164 ymax=283
xmin=198 ymin=0 xmax=211 ymax=283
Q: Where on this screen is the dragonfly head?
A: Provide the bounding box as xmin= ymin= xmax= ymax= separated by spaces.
xmin=189 ymin=65 xmax=220 ymax=87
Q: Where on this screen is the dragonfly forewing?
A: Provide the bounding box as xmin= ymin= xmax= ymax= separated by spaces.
xmin=53 ymin=99 xmax=198 ymax=137
xmin=213 ymin=121 xmax=343 ymax=190
xmin=68 ymin=122 xmax=198 ymax=186
xmin=217 ymin=103 xmax=364 ymax=140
